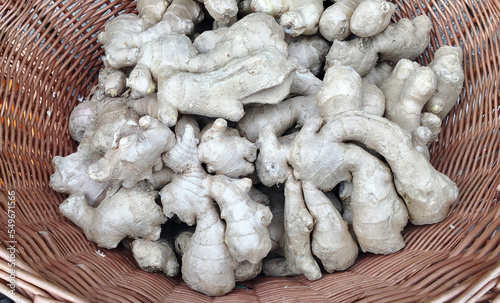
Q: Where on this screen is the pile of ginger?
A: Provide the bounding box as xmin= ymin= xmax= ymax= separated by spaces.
xmin=50 ymin=0 xmax=463 ymax=296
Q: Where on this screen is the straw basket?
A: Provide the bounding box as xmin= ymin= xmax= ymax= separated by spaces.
xmin=0 ymin=0 xmax=499 ymax=302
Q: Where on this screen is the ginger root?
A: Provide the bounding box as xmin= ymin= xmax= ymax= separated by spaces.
xmin=160 ymin=120 xmax=272 ymax=296
xmin=350 ymin=0 xmax=395 ymax=37
xmin=319 ymin=0 xmax=362 ymax=41
xmin=137 ymin=0 xmax=170 ymax=29
xmin=250 ymin=0 xmax=324 ymax=36
xmin=59 ymin=187 xmax=166 ymax=249
xmin=88 ymin=116 xmax=175 ymax=188
xmin=198 ymin=0 xmax=238 ymax=24
xmin=424 ymin=46 xmax=464 ymax=119
xmin=322 ymin=112 xmax=459 ymax=225
xmin=131 ymin=238 xmax=180 ymax=277
xmin=52 ymin=2 xmax=465 ymax=297
xmin=326 ymin=15 xmax=432 ymax=76
xmin=198 ymin=119 xmax=257 ymax=178
xmin=50 ymin=146 xmax=110 ymax=207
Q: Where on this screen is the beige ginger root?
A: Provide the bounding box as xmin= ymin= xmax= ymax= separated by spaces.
xmin=381 ymin=62 xmax=440 ymax=158
xmin=237 ymin=95 xmax=319 ymax=142
xmin=380 ymin=59 xmax=419 ymax=111
xmin=137 ymin=0 xmax=170 ymax=29
xmin=68 ymin=100 xmax=100 ymax=142
xmin=174 ymin=230 xmax=194 ymax=256
xmin=87 ymin=98 xmax=142 ymax=155
xmin=126 ymin=16 xmax=295 ymax=125
xmin=362 ymin=61 xmax=394 ymax=87
xmin=361 ymin=81 xmax=386 ymax=116
xmin=186 ymin=13 xmax=289 ymax=73
xmin=160 ymin=126 xmax=238 ymax=296
xmin=287 ymin=35 xmax=330 ymax=76
xmin=161 ymin=0 xmax=204 ymax=33
xmin=131 ymin=238 xmax=180 ymax=277
xmin=319 ymin=0 xmax=363 ymax=41
xmin=209 ymin=175 xmax=273 ymax=263
xmin=160 ymin=122 xmax=272 ymax=295
xmin=156 ymin=48 xmax=294 ymax=126
xmin=281 ymin=175 xmax=321 ymax=280
xmin=98 ymin=14 xmax=145 ymax=69
xmin=59 ymin=187 xmax=166 ymax=249
xmin=234 ymin=261 xmax=263 ymax=282
xmin=302 ymin=182 xmax=358 ymax=271
xmin=384 ymin=66 xmax=437 ymax=132
xmin=287 ymin=118 xmax=408 ymax=254
xmin=198 ymin=119 xmax=257 ymax=178
xmin=88 ymin=116 xmax=175 ymax=188
xmin=103 ymin=69 xmax=127 ymax=97
xmin=424 ymin=46 xmax=464 ymax=119
xmin=317 ymin=65 xmax=363 ymax=122
xmin=374 ymin=16 xmax=433 ymax=62
xmin=350 ymin=0 xmax=396 ymax=37
xmin=174 ymin=229 xmax=262 ymax=282
xmin=50 ymin=146 xmax=110 ymax=207
xmin=126 ymin=34 xmax=196 ymax=97
xmin=326 ymin=38 xmax=379 ymax=76
xmin=256 ymin=125 xmax=361 ymax=272
xmin=198 ymin=0 xmax=238 ymax=24
xmin=326 ymin=15 xmax=432 ymax=76
xmin=250 ymin=0 xmax=324 ymax=36
xmin=321 ymin=112 xmax=459 ymax=225
xmin=98 ymin=0 xmax=202 ymax=69
xmin=192 ymin=27 xmax=230 ymax=53
xmin=420 ymin=112 xmax=442 ymax=142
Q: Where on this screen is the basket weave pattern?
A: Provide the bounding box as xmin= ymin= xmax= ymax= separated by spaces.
xmin=0 ymin=0 xmax=499 ymax=302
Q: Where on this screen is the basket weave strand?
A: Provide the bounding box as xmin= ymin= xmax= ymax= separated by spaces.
xmin=0 ymin=0 xmax=499 ymax=302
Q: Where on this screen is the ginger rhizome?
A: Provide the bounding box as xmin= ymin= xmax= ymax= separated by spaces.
xmin=51 ymin=0 xmax=465 ymax=297
xmin=131 ymin=238 xmax=180 ymax=277
xmin=250 ymin=0 xmax=324 ymax=36
xmin=59 ymin=186 xmax=166 ymax=249
xmin=319 ymin=0 xmax=362 ymax=41
xmin=160 ymin=120 xmax=272 ymax=296
xmin=326 ymin=16 xmax=433 ymax=76
xmin=425 ymin=46 xmax=464 ymax=119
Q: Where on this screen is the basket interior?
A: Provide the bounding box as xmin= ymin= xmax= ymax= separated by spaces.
xmin=0 ymin=0 xmax=499 ymax=302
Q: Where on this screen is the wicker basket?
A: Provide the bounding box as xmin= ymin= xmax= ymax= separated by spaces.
xmin=0 ymin=0 xmax=499 ymax=302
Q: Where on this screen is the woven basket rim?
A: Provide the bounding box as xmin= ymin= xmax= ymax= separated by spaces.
xmin=0 ymin=0 xmax=499 ymax=302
